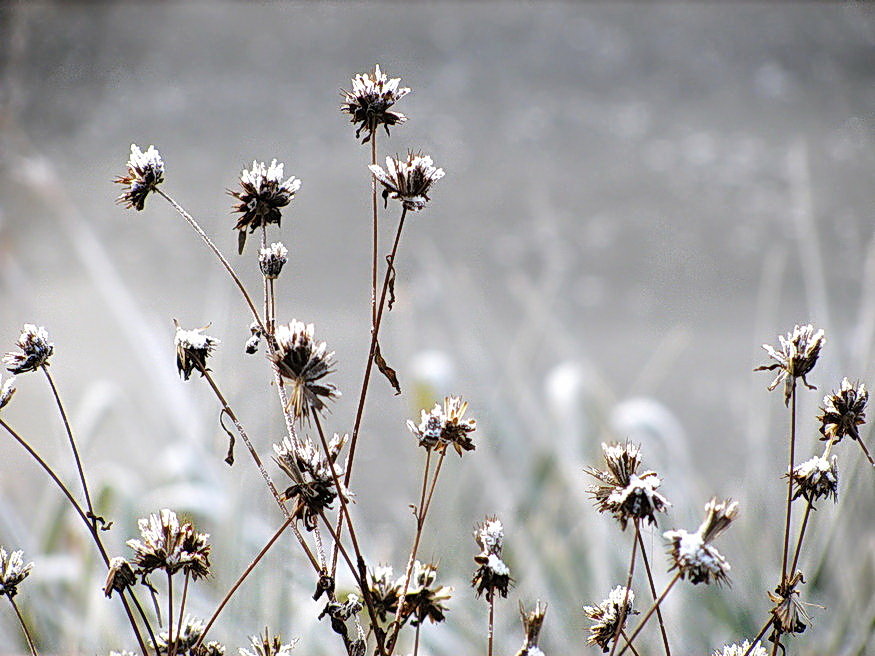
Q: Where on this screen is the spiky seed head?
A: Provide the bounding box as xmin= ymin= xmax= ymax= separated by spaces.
xmin=127 ymin=509 xmax=211 ymax=579
xmin=340 ymin=64 xmax=410 ymax=142
xmin=788 ymin=454 xmax=838 ymax=505
xmin=3 ymin=324 xmax=53 ymax=374
xmin=259 ymin=242 xmax=289 ymax=279
xmin=755 ymin=324 xmax=825 ymax=405
xmin=583 ymin=586 xmax=635 ymax=653
xmin=515 ymin=601 xmax=547 ymax=656
xmin=366 ymin=565 xmax=401 ymax=622
xmin=239 ymin=628 xmax=297 ymax=656
xmin=152 ymin=614 xmax=225 ymax=655
xmin=270 ymin=320 xmax=339 ymax=422
xmin=819 ymin=378 xmax=868 ymax=443
xmin=663 ymin=498 xmax=737 ymax=586
xmin=115 ymin=144 xmax=164 ymax=211
xmin=174 ymin=323 xmax=219 ymax=381
xmin=713 ymin=642 xmax=768 ymax=656
xmin=407 ymin=396 xmax=476 ymax=455
xmin=0 ymin=375 xmax=16 ymax=410
xmin=768 ymin=571 xmax=809 ymax=640
xmin=400 ymin=561 xmax=453 ymax=627
xmin=368 ymin=151 xmax=445 ymax=212
xmin=0 ymin=547 xmax=33 ymax=598
xmin=230 ymin=160 xmax=300 ymax=253
xmin=104 ymin=557 xmax=136 ymax=598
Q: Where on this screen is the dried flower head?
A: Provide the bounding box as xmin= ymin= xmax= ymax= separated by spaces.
xmin=4 ymin=324 xmax=53 ymax=374
xmin=407 ymin=396 xmax=476 ymax=455
xmin=664 ymin=498 xmax=738 ymax=585
xmin=788 ymin=454 xmax=838 ymax=505
xmin=104 ymin=556 xmax=136 ymax=598
xmin=174 ymin=323 xmax=219 ymax=381
xmin=127 ymin=509 xmax=211 ymax=579
xmin=115 ymin=144 xmax=165 ymax=211
xmin=400 ymin=561 xmax=453 ymax=627
xmin=819 ymin=378 xmax=869 ymax=449
xmin=109 ymin=651 xmax=138 ymax=656
xmin=239 ymin=629 xmax=297 ymax=656
xmin=583 ymin=586 xmax=635 ymax=653
xmin=585 ymin=442 xmax=670 ymax=530
xmin=756 ymin=324 xmax=825 ymax=405
xmin=712 ymin=642 xmax=767 ymax=656
xmin=0 ymin=375 xmax=16 ymax=411
xmin=515 ymin=601 xmax=547 ymax=656
xmin=472 ymin=517 xmax=512 ymax=600
xmin=341 ymin=64 xmax=410 ymax=142
xmin=0 ymin=547 xmax=33 ymax=598
xmin=152 ymin=615 xmax=225 ymax=656
xmin=270 ymin=321 xmax=339 ymax=422
xmin=366 ymin=565 xmax=400 ymax=622
xmin=244 ymin=321 xmax=263 ymax=355
xmin=259 ymin=242 xmax=289 ymax=279
xmin=231 ymin=160 xmax=301 ymax=254
xmin=768 ymin=571 xmax=809 ymax=640
xmin=273 ymin=434 xmax=348 ymax=531
xmin=368 ymin=152 xmax=444 ymax=212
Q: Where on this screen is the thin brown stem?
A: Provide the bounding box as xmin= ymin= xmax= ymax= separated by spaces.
xmin=857 ymin=436 xmax=875 ymax=466
xmin=42 ymin=366 xmax=95 ymax=529
xmin=770 ymin=636 xmax=781 ymax=656
xmin=155 ymin=188 xmax=266 ymax=335
xmin=413 ymin=624 xmax=421 ymax=656
xmin=609 ymin=523 xmax=639 ymax=656
xmin=126 ymin=591 xmax=158 ymax=655
xmin=619 ymin=630 xmax=642 ymax=656
xmin=167 ymin=572 xmax=174 ymax=656
xmin=487 ymin=596 xmax=495 ymax=656
xmin=780 ymin=382 xmax=797 ymax=588
xmin=616 ymin=573 xmax=680 ymax=656
xmin=789 ymin=502 xmax=813 ymax=578
xmin=175 ymin=572 xmax=190 ymax=656
xmin=193 ymin=516 xmax=295 ymax=652
xmin=8 ymin=596 xmax=38 ymax=656
xmin=371 ymin=130 xmax=378 ymax=328
xmin=636 ymin=529 xmax=671 ymax=656
xmin=741 ymin=618 xmax=774 ymax=656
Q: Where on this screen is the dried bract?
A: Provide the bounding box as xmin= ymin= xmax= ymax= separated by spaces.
xmin=127 ymin=509 xmax=211 ymax=579
xmin=239 ymin=629 xmax=297 ymax=656
xmin=152 ymin=615 xmax=225 ymax=656
xmin=515 ymin=601 xmax=547 ymax=656
xmin=0 ymin=547 xmax=33 ymax=598
xmin=769 ymin=572 xmax=809 ymax=641
xmin=366 ymin=565 xmax=400 ymax=622
xmin=664 ymin=498 xmax=737 ymax=585
xmin=400 ymin=561 xmax=453 ymax=627
xmin=270 ymin=321 xmax=339 ymax=422
xmin=231 ymin=160 xmax=301 ymax=253
xmin=583 ymin=586 xmax=635 ymax=653
xmin=756 ymin=324 xmax=825 ymax=405
xmin=4 ymin=324 xmax=53 ymax=374
xmin=259 ymin=242 xmax=289 ymax=279
xmin=585 ymin=442 xmax=669 ymax=530
xmin=104 ymin=556 xmax=136 ymax=598
xmin=407 ymin=396 xmax=476 ymax=455
xmin=0 ymin=375 xmax=16 ymax=410
xmin=713 ymin=642 xmax=767 ymax=656
xmin=341 ymin=64 xmax=410 ymax=142
xmin=115 ymin=144 xmax=165 ymax=211
xmin=788 ymin=455 xmax=838 ymax=505
xmin=368 ymin=152 xmax=444 ymax=212
xmin=472 ymin=517 xmax=511 ymax=600
xmin=175 ymin=324 xmax=219 ymax=381
xmin=273 ymin=434 xmax=347 ymax=531
xmin=819 ymin=378 xmax=868 ymax=444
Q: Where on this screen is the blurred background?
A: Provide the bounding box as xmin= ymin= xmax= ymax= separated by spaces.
xmin=1 ymin=3 xmax=874 ymax=655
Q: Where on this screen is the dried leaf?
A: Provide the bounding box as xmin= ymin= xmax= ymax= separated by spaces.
xmin=375 ymin=341 xmax=401 ymax=395
xmin=385 ymin=253 xmax=397 ymax=311
xmin=220 ymin=408 xmax=236 ymax=466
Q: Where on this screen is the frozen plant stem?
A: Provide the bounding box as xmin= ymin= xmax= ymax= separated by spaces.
xmin=8 ymin=595 xmax=38 ymax=656
xmin=742 ymin=619 xmax=774 ymax=656
xmin=371 ymin=130 xmax=378 ymax=328
xmin=635 ymin=529 xmax=672 ymax=656
xmin=167 ymin=572 xmax=174 ymax=656
xmin=616 ymin=572 xmax=681 ymax=656
xmin=42 ymin=365 xmax=95 ymax=529
xmin=780 ymin=382 xmax=798 ymax=587
xmin=174 ymin=573 xmax=190 ymax=656
xmin=609 ymin=522 xmax=640 ymax=656
xmin=487 ymin=596 xmax=495 ymax=656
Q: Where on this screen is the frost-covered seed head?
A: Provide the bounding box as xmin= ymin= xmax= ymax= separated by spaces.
xmin=115 ymin=144 xmax=165 ymax=211
xmin=152 ymin=614 xmax=225 ymax=655
xmin=0 ymin=547 xmax=33 ymax=598
xmin=663 ymin=498 xmax=737 ymax=586
xmin=819 ymin=378 xmax=868 ymax=443
xmin=407 ymin=396 xmax=476 ymax=455
xmin=104 ymin=557 xmax=136 ymax=598
xmin=340 ymin=64 xmax=410 ymax=142
xmin=366 ymin=565 xmax=401 ymax=622
xmin=4 ymin=324 xmax=53 ymax=374
xmin=239 ymin=629 xmax=297 ymax=656
xmin=0 ymin=375 xmax=16 ymax=410
xmin=789 ymin=455 xmax=838 ymax=505
xmin=515 ymin=601 xmax=547 ymax=656
xmin=583 ymin=587 xmax=635 ymax=653
xmin=270 ymin=320 xmax=339 ymax=422
xmin=400 ymin=561 xmax=453 ymax=627
xmin=713 ymin=642 xmax=768 ymax=656
xmin=230 ymin=160 xmax=301 ymax=253
xmin=768 ymin=572 xmax=809 ymax=639
xmin=174 ymin=324 xmax=219 ymax=381
xmin=127 ymin=509 xmax=211 ymax=579
xmin=756 ymin=324 xmax=825 ymax=405
xmin=369 ymin=151 xmax=444 ymax=212
xmin=259 ymin=242 xmax=289 ymax=279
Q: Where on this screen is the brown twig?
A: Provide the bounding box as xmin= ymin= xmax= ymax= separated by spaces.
xmin=779 ymin=382 xmax=797 ymax=587
xmin=616 ymin=573 xmax=680 ymax=656
xmin=636 ymin=528 xmax=671 ymax=656
xmin=609 ymin=522 xmax=639 ymax=656
xmin=8 ymin=595 xmax=38 ymax=656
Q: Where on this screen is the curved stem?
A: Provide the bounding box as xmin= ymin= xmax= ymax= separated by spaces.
xmin=42 ymin=366 xmax=95 ymax=529
xmin=609 ymin=523 xmax=639 ymax=656
xmin=636 ymin=529 xmax=671 ymax=656
xmin=8 ymin=595 xmax=38 ymax=656
xmin=616 ymin=573 xmax=680 ymax=656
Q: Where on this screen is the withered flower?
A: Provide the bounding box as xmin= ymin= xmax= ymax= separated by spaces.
xmin=0 ymin=547 xmax=33 ymax=599
xmin=407 ymin=396 xmax=476 ymax=455
xmin=174 ymin=323 xmax=219 ymax=381
xmin=664 ymin=498 xmax=738 ymax=585
xmin=244 ymin=321 xmax=263 ymax=355
xmin=104 ymin=556 xmax=136 ymax=598
xmin=583 ymin=586 xmax=635 ymax=653
xmin=472 ymin=517 xmax=512 ymax=600
xmin=152 ymin=615 xmax=225 ymax=656
xmin=515 ymin=601 xmax=547 ymax=656
xmin=368 ymin=152 xmax=444 ymax=212
xmin=769 ymin=571 xmax=809 ymax=641
xmin=239 ymin=629 xmax=297 ymax=656
xmin=4 ymin=324 xmax=53 ymax=374
xmin=0 ymin=375 xmax=16 ymax=411
xmin=788 ymin=454 xmax=838 ymax=505
xmin=341 ymin=64 xmax=410 ymax=142
xmin=273 ymin=434 xmax=348 ymax=531
xmin=270 ymin=321 xmax=339 ymax=422
xmin=127 ymin=509 xmax=211 ymax=579
xmin=713 ymin=642 xmax=767 ymax=656
xmin=366 ymin=565 xmax=400 ymax=622
xmin=400 ymin=561 xmax=453 ymax=627
xmin=756 ymin=324 xmax=825 ymax=405
xmin=115 ymin=144 xmax=165 ymax=211
xmin=819 ymin=378 xmax=873 ymax=464
xmin=230 ymin=160 xmax=301 ymax=254
xmin=259 ymin=242 xmax=289 ymax=280
xmin=585 ymin=442 xmax=669 ymax=530
xmin=319 ymin=593 xmax=364 ymax=655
